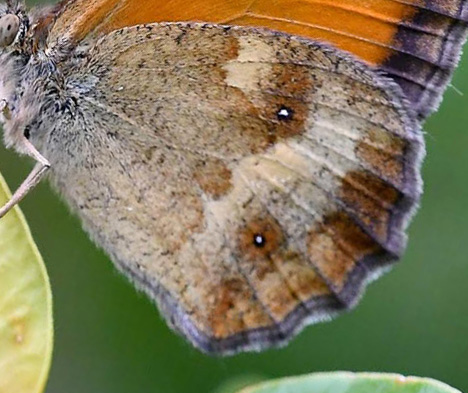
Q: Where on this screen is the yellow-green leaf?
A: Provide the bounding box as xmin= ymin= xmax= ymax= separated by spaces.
xmin=0 ymin=173 xmax=53 ymax=393
xmin=238 ymin=372 xmax=462 ymax=393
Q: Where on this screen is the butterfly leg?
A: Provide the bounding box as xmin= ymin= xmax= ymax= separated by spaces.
xmin=0 ymin=137 xmax=50 ymax=218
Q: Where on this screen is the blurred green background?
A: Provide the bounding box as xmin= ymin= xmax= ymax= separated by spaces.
xmin=2 ymin=1 xmax=468 ymax=392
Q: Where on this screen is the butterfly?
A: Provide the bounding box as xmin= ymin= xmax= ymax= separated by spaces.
xmin=0 ymin=0 xmax=465 ymax=355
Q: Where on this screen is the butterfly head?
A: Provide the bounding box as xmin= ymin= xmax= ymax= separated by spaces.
xmin=0 ymin=2 xmax=35 ymax=150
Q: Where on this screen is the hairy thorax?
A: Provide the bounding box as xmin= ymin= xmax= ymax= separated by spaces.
xmin=0 ymin=14 xmax=80 ymax=157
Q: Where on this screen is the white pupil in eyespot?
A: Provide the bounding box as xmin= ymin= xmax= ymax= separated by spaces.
xmin=0 ymin=14 xmax=20 ymax=47
xmin=278 ymin=108 xmax=290 ymax=117
xmin=254 ymin=234 xmax=266 ymax=247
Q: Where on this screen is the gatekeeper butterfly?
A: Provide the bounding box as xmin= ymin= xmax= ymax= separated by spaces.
xmin=0 ymin=0 xmax=466 ymax=354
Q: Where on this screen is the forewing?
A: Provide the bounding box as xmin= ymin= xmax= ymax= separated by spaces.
xmin=47 ymin=24 xmax=423 ymax=354
xmin=45 ymin=0 xmax=468 ymax=119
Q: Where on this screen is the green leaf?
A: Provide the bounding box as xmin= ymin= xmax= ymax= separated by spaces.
xmin=0 ymin=173 xmax=53 ymax=393
xmin=238 ymin=373 xmax=463 ymax=393
xmin=214 ymin=375 xmax=267 ymax=393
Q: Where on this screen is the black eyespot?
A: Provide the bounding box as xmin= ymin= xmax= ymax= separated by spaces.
xmin=7 ymin=24 xmax=11 ymax=31
xmin=23 ymin=126 xmax=30 ymax=139
xmin=253 ymin=234 xmax=266 ymax=248
xmin=277 ymin=105 xmax=294 ymax=121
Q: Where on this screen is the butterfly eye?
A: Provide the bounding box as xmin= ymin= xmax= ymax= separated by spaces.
xmin=0 ymin=14 xmax=20 ymax=47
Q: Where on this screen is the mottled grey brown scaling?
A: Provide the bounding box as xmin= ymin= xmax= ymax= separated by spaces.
xmin=0 ymin=0 xmax=452 ymax=356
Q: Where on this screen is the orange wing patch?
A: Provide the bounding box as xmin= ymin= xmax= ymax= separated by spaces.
xmin=50 ymin=0 xmax=416 ymax=65
xmin=46 ymin=0 xmax=468 ymax=119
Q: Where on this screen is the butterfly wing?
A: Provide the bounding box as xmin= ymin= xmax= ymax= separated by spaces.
xmin=45 ymin=0 xmax=468 ymax=119
xmin=43 ymin=23 xmax=423 ymax=354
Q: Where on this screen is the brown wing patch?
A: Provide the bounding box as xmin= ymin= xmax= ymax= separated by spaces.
xmin=240 ymin=63 xmax=315 ymax=142
xmin=233 ymin=209 xmax=333 ymax=324
xmin=238 ymin=215 xmax=284 ymax=262
xmin=308 ymin=168 xmax=405 ymax=294
xmin=354 ymin=126 xmax=408 ymax=188
xmin=194 ymin=158 xmax=233 ymax=199
xmin=209 ymin=219 xmax=333 ymax=339
xmin=223 ymin=53 xmax=315 ymax=145
xmin=209 ymin=277 xmax=272 ymax=339
xmin=307 ymin=212 xmax=381 ymax=293
xmin=343 ymin=171 xmax=400 ymax=210
xmin=246 ymin=95 xmax=310 ymax=143
xmin=270 ymin=252 xmax=331 ymax=302
xmin=356 ymin=139 xmax=404 ymax=187
xmin=235 ymin=214 xmax=300 ymax=320
xmin=340 ymin=170 xmax=400 ymax=242
xmin=262 ymin=64 xmax=317 ymax=98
